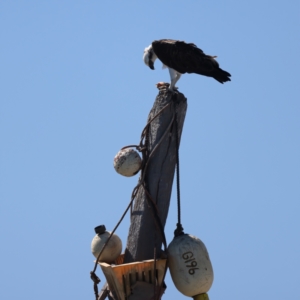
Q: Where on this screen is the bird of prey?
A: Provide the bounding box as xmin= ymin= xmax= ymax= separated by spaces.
xmin=143 ymin=39 xmax=231 ymax=91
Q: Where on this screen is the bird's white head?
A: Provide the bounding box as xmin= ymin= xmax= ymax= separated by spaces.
xmin=143 ymin=44 xmax=157 ymax=70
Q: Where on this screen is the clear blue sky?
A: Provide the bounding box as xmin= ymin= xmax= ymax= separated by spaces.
xmin=1 ymin=1 xmax=299 ymax=299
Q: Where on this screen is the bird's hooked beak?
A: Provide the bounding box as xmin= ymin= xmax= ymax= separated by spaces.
xmin=148 ymin=49 xmax=155 ymax=70
xmin=149 ymin=60 xmax=154 ymax=70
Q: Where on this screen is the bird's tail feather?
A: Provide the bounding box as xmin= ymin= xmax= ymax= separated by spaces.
xmin=214 ymin=68 xmax=231 ymax=84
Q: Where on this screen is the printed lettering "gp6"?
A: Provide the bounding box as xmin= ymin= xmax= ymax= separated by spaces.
xmin=182 ymin=251 xmax=199 ymax=275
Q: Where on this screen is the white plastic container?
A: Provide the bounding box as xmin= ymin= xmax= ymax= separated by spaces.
xmin=91 ymin=225 xmax=122 ymax=264
xmin=168 ymin=234 xmax=213 ymax=298
xmin=113 ymin=148 xmax=142 ymax=177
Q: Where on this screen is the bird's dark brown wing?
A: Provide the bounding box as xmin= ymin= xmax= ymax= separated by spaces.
xmin=152 ymin=39 xmax=231 ymax=83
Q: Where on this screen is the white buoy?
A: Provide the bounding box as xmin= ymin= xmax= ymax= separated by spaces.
xmin=113 ymin=148 xmax=142 ymax=177
xmin=91 ymin=225 xmax=122 ymax=264
xmin=168 ymin=233 xmax=213 ymax=299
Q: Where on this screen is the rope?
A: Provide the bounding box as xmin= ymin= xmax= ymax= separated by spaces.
xmin=173 ymin=98 xmax=184 ymax=237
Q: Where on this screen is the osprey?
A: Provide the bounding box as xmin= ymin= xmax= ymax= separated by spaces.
xmin=143 ymin=39 xmax=231 ymax=91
